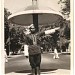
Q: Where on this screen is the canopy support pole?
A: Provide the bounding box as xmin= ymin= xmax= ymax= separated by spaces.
xmin=33 ymin=14 xmax=39 ymax=32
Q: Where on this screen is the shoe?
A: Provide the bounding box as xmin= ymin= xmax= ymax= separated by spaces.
xmin=26 ymin=56 xmax=28 ymax=58
xmin=55 ymin=57 xmax=59 ymax=59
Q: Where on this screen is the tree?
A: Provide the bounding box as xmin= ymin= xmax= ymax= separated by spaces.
xmin=4 ymin=8 xmax=11 ymax=26
xmin=58 ymin=0 xmax=70 ymax=18
xmin=4 ymin=8 xmax=11 ymax=55
xmin=4 ymin=8 xmax=11 ymax=42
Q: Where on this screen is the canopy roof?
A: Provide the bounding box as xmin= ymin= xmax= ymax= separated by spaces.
xmin=8 ymin=5 xmax=63 ymax=26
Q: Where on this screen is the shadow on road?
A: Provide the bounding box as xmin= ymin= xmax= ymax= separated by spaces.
xmin=15 ymin=69 xmax=57 ymax=74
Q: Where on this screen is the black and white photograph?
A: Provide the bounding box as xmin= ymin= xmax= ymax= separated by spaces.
xmin=0 ymin=0 xmax=74 ymax=75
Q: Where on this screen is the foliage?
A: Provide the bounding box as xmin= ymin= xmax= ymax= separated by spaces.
xmin=4 ymin=8 xmax=11 ymax=44
xmin=4 ymin=8 xmax=11 ymax=26
xmin=58 ymin=0 xmax=70 ymax=16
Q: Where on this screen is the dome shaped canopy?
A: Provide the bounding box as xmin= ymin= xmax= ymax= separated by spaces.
xmin=8 ymin=4 xmax=63 ymax=26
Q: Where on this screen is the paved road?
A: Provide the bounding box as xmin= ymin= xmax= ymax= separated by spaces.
xmin=5 ymin=53 xmax=70 ymax=75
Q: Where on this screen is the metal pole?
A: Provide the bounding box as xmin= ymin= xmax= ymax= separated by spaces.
xmin=33 ymin=14 xmax=39 ymax=32
xmin=32 ymin=0 xmax=39 ymax=32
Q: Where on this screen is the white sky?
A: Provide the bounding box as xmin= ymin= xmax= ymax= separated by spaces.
xmin=4 ymin=0 xmax=61 ymax=14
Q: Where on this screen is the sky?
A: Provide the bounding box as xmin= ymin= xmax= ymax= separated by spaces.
xmin=4 ymin=0 xmax=61 ymax=14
